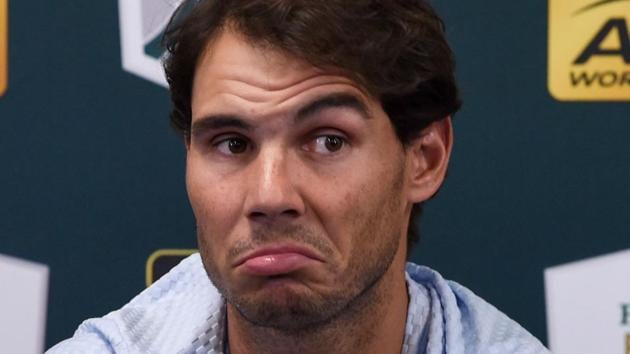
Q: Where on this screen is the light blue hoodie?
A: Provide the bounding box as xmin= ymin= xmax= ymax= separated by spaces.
xmin=48 ymin=254 xmax=550 ymax=354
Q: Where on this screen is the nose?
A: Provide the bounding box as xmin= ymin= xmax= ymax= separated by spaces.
xmin=244 ymin=146 xmax=305 ymax=223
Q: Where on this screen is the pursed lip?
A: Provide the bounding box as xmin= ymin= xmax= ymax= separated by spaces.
xmin=232 ymin=244 xmax=324 ymax=268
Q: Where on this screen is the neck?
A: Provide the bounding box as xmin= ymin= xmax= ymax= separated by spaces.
xmin=226 ymin=258 xmax=409 ymax=354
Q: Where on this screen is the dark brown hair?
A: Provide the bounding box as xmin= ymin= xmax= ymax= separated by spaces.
xmin=163 ymin=0 xmax=461 ymax=255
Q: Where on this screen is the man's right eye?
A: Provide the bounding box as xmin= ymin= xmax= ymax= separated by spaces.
xmin=214 ymin=136 xmax=250 ymax=155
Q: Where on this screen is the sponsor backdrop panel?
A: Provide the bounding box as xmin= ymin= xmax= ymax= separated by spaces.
xmin=0 ymin=0 xmax=628 ymax=350
xmin=0 ymin=0 xmax=196 ymax=346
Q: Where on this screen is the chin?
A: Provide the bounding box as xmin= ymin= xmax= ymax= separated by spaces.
xmin=230 ymin=284 xmax=346 ymax=331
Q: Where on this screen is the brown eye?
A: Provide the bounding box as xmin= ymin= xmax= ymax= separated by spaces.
xmin=307 ymin=135 xmax=346 ymax=154
xmin=215 ymin=136 xmax=249 ymax=155
xmin=324 ymin=136 xmax=343 ymax=152
xmin=228 ymin=138 xmax=248 ymax=153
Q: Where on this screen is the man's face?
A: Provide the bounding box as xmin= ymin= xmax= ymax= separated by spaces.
xmin=187 ymin=29 xmax=413 ymax=330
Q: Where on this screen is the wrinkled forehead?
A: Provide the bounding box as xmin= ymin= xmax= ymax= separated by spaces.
xmin=195 ymin=29 xmax=319 ymax=89
xmin=191 ymin=28 xmax=377 ymax=121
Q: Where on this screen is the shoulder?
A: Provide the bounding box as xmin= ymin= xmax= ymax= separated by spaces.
xmin=405 ymin=262 xmax=550 ymax=354
xmin=47 ymin=254 xmax=222 ymax=354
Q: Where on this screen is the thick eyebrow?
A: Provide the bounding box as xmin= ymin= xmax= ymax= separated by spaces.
xmin=190 ymin=114 xmax=252 ymax=138
xmin=190 ymin=93 xmax=370 ymax=138
xmin=296 ymin=93 xmax=373 ymax=123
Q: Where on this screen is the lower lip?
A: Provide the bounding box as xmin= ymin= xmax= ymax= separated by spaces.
xmin=241 ymin=253 xmax=317 ymax=276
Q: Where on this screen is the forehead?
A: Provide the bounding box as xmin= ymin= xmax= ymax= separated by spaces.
xmin=191 ymin=29 xmax=374 ymax=121
xmin=194 ymin=29 xmax=317 ymax=91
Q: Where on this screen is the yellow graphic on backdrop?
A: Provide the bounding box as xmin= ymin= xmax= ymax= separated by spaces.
xmin=145 ymin=249 xmax=197 ymax=286
xmin=548 ymin=0 xmax=630 ymax=101
xmin=626 ymin=333 xmax=630 ymax=354
xmin=0 ymin=0 xmax=7 ymax=97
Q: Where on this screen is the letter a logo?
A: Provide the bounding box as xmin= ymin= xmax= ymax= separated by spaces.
xmin=548 ymin=0 xmax=630 ymax=101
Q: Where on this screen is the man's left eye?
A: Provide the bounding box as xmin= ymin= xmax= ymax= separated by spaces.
xmin=306 ymin=135 xmax=346 ymax=154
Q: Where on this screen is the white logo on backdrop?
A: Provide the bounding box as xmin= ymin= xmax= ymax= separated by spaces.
xmin=545 ymin=249 xmax=630 ymax=354
xmin=118 ymin=0 xmax=182 ymax=87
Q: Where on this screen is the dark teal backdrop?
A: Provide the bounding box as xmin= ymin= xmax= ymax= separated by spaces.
xmin=0 ymin=1 xmax=628 ymax=349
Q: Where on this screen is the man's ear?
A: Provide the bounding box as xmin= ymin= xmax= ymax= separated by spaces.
xmin=405 ymin=117 xmax=453 ymax=204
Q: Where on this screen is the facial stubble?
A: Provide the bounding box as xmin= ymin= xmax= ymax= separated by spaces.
xmin=197 ymin=159 xmax=407 ymax=334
